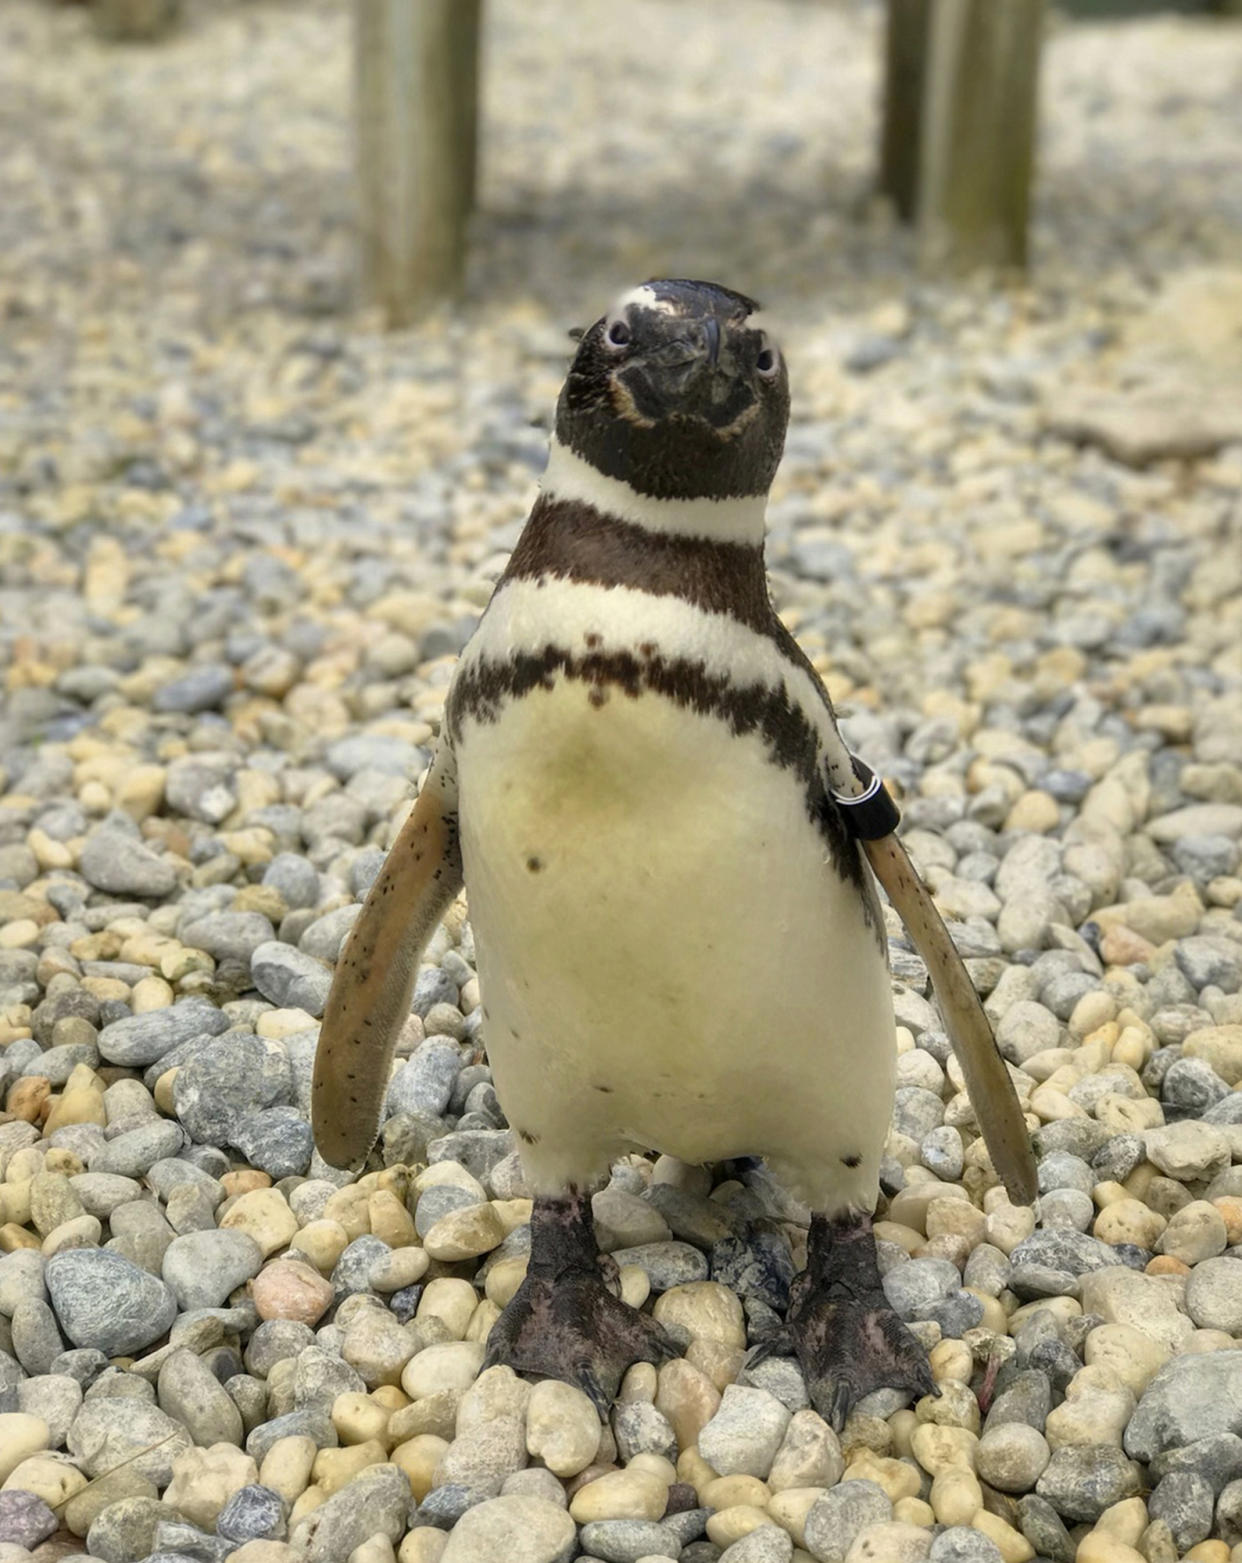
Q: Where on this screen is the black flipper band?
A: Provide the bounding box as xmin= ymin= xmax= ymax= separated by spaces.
xmin=830 ymin=755 xmax=901 ymax=841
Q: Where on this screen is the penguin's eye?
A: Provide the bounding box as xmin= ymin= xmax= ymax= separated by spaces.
xmin=605 ymin=317 xmax=631 ymax=348
xmin=756 ymin=339 xmax=779 ymax=378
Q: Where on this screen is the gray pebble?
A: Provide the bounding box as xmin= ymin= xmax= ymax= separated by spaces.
xmin=802 ymin=1479 xmax=893 ymax=1561
xmin=172 ymin=1031 xmax=290 ymax=1144
xmin=608 ymin=1242 xmax=709 ymax=1291
xmin=47 ymin=1249 xmax=177 ymax=1356
xmin=69 ymin=1398 xmax=191 ymax=1484
xmin=578 ymin=1520 xmax=685 ymax=1563
xmin=162 ymin=1230 xmax=264 ymax=1312
xmin=262 ymin=854 xmax=321 ymax=910
xmin=89 ymin=1120 xmax=185 ymax=1178
xmin=229 ymin=1106 xmax=314 ymax=1178
xmin=1015 ymin=1493 xmax=1075 ymax=1563
xmin=97 ymin=998 xmax=230 ymax=1068
xmin=165 ymin=754 xmax=236 ymax=823
xmin=331 ymin=1235 xmax=391 ymax=1298
xmin=10 ymin=1296 xmax=66 ymax=1375
xmin=152 ymin=663 xmax=234 ymax=714
xmin=249 ymin=941 xmax=332 ymax=1016
xmin=928 ymin=1529 xmax=1004 ymax=1563
xmin=245 ymin=1408 xmax=337 ymax=1463
xmin=882 ymin=1257 xmax=960 ymax=1320
xmin=179 ymin=911 xmax=276 ymax=964
xmin=1035 ymin=1444 xmax=1142 ymax=1521
xmin=157 ymin=1347 xmax=244 ymax=1446
xmin=389 ymin=1038 xmax=463 ymax=1120
xmin=78 ymin=827 xmax=178 ymax=899
xmin=17 ymin=1372 xmax=82 ymax=1446
xmin=1149 ymin=1432 xmax=1242 ymax=1493
xmin=1148 ymin=1470 xmax=1214 ymax=1552
xmin=290 ymin=1462 xmax=411 ymax=1561
xmin=612 ymin=1399 xmax=678 ymax=1462
xmin=298 ymin=904 xmax=361 ymax=962
xmin=215 ymin=1484 xmax=287 ymax=1543
xmin=0 ymin=1489 xmax=57 ymax=1551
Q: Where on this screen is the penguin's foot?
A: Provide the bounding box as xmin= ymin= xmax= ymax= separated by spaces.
xmin=483 ymin=1192 xmax=678 ymax=1416
xmin=787 ymin=1210 xmax=935 ymax=1433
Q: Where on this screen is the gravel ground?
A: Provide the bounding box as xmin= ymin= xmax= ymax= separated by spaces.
xmin=3 ymin=2 xmax=1242 ymax=1562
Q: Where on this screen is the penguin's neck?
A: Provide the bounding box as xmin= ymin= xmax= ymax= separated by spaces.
xmin=538 ymin=436 xmax=769 ymax=548
xmin=503 ymin=441 xmax=774 ymax=635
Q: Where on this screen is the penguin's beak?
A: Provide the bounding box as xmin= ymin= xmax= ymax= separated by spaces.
xmin=615 ymin=314 xmax=755 ymax=430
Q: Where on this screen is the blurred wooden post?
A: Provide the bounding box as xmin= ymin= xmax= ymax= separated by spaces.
xmin=916 ymin=0 xmax=1044 ymax=270
xmin=355 ymin=0 xmax=482 ymax=327
xmin=879 ymin=0 xmax=929 ymax=223
xmin=93 ymin=0 xmax=178 ymax=39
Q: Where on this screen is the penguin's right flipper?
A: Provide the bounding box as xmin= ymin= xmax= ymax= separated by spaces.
xmin=312 ymin=746 xmax=462 ymax=1172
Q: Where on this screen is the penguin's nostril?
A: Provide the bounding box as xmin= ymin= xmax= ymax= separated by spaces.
xmin=703 ymin=317 xmax=721 ymax=366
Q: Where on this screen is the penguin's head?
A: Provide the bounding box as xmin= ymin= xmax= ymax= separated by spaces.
xmin=555 ymin=279 xmax=790 ymax=502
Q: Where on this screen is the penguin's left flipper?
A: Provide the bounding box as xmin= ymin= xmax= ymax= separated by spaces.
xmin=787 ymin=1212 xmax=936 ymax=1432
xmin=312 ymin=748 xmax=462 ymax=1173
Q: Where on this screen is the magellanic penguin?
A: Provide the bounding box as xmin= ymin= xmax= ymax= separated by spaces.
xmin=313 ymin=278 xmax=1036 ymax=1428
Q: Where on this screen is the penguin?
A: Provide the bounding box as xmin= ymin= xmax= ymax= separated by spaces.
xmin=313 ymin=278 xmax=1034 ymax=1428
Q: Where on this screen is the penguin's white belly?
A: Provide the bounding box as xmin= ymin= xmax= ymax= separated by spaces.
xmin=457 ymin=677 xmax=896 ymax=1210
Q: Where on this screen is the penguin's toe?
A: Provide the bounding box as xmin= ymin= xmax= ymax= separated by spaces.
xmin=789 ymin=1294 xmax=936 ymax=1432
xmin=484 ymin=1266 xmax=679 ymax=1414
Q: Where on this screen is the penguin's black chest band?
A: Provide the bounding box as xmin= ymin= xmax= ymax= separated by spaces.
xmin=830 ymin=755 xmax=901 ymax=841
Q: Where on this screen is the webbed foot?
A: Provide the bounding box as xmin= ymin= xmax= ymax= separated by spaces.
xmin=788 ymin=1211 xmax=936 ymax=1432
xmin=483 ymin=1193 xmax=678 ymax=1416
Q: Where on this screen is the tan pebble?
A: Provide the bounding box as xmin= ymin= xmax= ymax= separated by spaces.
xmin=842 ymin=1451 xmax=920 ymax=1501
xmin=683 ymin=1336 xmax=743 ymax=1391
xmin=620 ymin=1264 xmax=651 ymax=1310
xmin=288 ymin=1484 xmax=326 ymax=1526
xmin=677 ymin=1445 xmax=719 ymax=1498
xmin=1146 ymin=1254 xmax=1190 ymax=1276
xmin=258 ymin=1435 xmax=316 ymax=1505
xmin=525 ymin=1379 xmax=602 ymax=1477
xmin=915 ymin=1380 xmax=980 ymax=1433
xmin=911 ymin=1422 xmax=977 ymax=1476
xmin=371 ymin=1245 xmax=430 ymax=1294
xmin=930 ymin=1466 xmax=983 ymax=1525
xmin=925 ymin=1198 xmax=987 ymax=1246
xmin=845 ymin=1520 xmax=938 ymax=1562
xmin=312 ymin=1439 xmax=387 ymax=1494
xmin=323 ymin=1184 xmax=373 ymax=1239
xmin=220 ymin=1186 xmax=298 ymax=1258
xmin=655 ymin=1359 xmax=721 ymax=1451
xmin=400 ymin=1340 xmax=485 ymax=1399
xmin=984 ymin=1203 xmax=1035 ymax=1254
xmin=629 ymin=1453 xmax=677 ymax=1485
xmin=423 ymin=1202 xmax=507 ymax=1261
xmin=252 ymin=1256 xmax=334 ymax=1325
xmin=289 ymin=1218 xmax=350 ymax=1273
xmin=767 ymin=1486 xmax=824 ymax=1548
xmin=1159 ymin=1199 xmax=1227 ymax=1264
xmin=619 ymin=1361 xmax=658 ymax=1403
xmin=1074 ymin=1535 xmax=1146 ymax=1563
xmin=1185 ymin=1544 xmax=1232 ymax=1563
xmin=705 ymin=1504 xmax=771 ymax=1545
xmin=391 ymin=1433 xmax=450 ymax=1500
xmin=416 ymin=1277 xmax=479 ymax=1339
xmin=492 ymin=1197 xmax=533 ymax=1234
xmin=0 ymin=1453 xmax=87 ymax=1507
xmin=569 ymin=1466 xmax=668 ymax=1522
xmin=1084 ymin=1323 xmax=1169 ymax=1396
xmin=893 ymin=1496 xmax=935 ymax=1527
xmin=414 ymin=1161 xmax=486 ymax=1197
xmin=399 ymin=1531 xmax=448 ymax=1563
xmin=702 ymin=1474 xmax=769 ymax=1510
xmin=1094 ymin=1496 xmax=1148 ymax=1545
xmin=929 ymin=1339 xmax=973 ymax=1384
xmin=483 ymin=1254 xmax=527 ymax=1310
xmin=652 ymin=1281 xmax=747 ymax=1348
xmin=464 ymin=1297 xmax=500 ymax=1343
xmin=43 ymin=1087 xmax=107 ymax=1134
xmin=874 ymin=1220 xmax=923 ymax=1255
xmin=130 ymin=974 xmax=174 ymax=1011
xmin=331 ymin=1391 xmax=392 ymax=1447
xmin=164 ymin=1443 xmax=259 ymax=1529
xmin=0 ymin=1413 xmax=49 ymax=1482
xmin=1093 ymin=1199 xmax=1166 ymax=1249
xmin=221 ymin=1171 xmax=272 ymax=1199
xmin=841 ymin=1412 xmax=892 ymax=1460
xmin=42 ymin=1213 xmax=102 ymax=1255
xmin=256 ymin=1006 xmax=319 ymax=1038
xmin=1214 ymin=1196 xmax=1242 ymax=1246
xmin=349 ymin=1537 xmax=397 ymax=1563
xmin=968 ymin=1508 xmax=1033 ymax=1563
xmin=225 ymin=1544 xmax=298 ymax=1563
xmin=368 ymin=1189 xmax=417 ymax=1248
xmin=152 ymin=1068 xmax=178 ymax=1115
xmin=7 ymin=1076 xmax=50 ymax=1123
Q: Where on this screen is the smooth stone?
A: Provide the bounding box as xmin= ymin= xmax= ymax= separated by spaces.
xmin=157 ymin=1348 xmax=245 ymax=1446
xmin=96 ymin=999 xmax=229 ymax=1068
xmin=45 ymin=1250 xmax=176 ymax=1356
xmin=802 ymin=1481 xmax=893 ymax=1562
xmin=698 ymin=1385 xmax=791 ymax=1480
xmin=1034 ymin=1445 xmax=1142 ymax=1521
xmin=163 ymin=1230 xmax=264 ymax=1311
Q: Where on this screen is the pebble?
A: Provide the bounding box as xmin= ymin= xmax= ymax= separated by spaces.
xmin=439 ymin=1495 xmax=576 ymax=1561
xmin=162 ymin=1229 xmax=265 ymax=1310
xmin=45 ymin=1248 xmax=177 ymax=1355
xmin=698 ymin=1386 xmax=792 ymax=1480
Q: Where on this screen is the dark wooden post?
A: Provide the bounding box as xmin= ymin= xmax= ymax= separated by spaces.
xmin=92 ymin=0 xmax=178 ymax=39
xmin=879 ymin=0 xmax=930 ymax=224
xmin=915 ymin=0 xmax=1045 ymax=271
xmin=355 ymin=0 xmax=483 ymax=327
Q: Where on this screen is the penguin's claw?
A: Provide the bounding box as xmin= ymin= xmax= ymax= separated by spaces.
xmin=484 ymin=1268 xmax=679 ymax=1415
xmin=789 ymin=1292 xmax=936 ymax=1432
